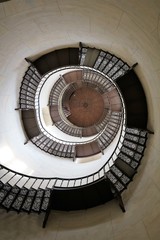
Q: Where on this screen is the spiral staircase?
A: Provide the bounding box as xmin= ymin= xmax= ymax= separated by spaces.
xmin=0 ymin=43 xmax=150 ymax=228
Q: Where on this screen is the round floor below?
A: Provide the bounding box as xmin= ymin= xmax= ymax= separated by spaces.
xmin=67 ymin=86 xmax=105 ymax=127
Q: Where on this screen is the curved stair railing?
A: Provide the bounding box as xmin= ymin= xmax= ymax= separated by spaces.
xmin=19 ymin=65 xmax=124 ymax=158
xmin=5 ymin=42 xmax=150 ymax=227
xmin=33 ymin=48 xmax=79 ymax=76
xmin=0 ymin=126 xmax=148 ymax=227
xmin=19 ymin=65 xmax=41 ymax=110
xmin=48 ymin=68 xmax=122 ymax=138
xmin=79 ymin=42 xmax=130 ymax=81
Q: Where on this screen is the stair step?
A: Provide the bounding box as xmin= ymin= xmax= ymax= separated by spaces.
xmin=12 ymin=188 xmax=28 ymax=211
xmin=2 ymin=186 xmax=20 ymax=210
xmin=110 ymin=165 xmax=130 ymax=185
xmin=115 ymin=158 xmax=136 ymax=178
xmin=118 ymin=152 xmax=137 ymax=169
xmin=107 ymin=60 xmax=124 ymax=78
xmin=21 ymin=189 xmax=37 ymax=212
xmin=33 ymin=48 xmax=79 ymax=75
xmin=19 ymin=65 xmax=41 ymax=110
xmin=31 ymin=189 xmax=44 ymax=213
xmin=106 ymin=171 xmax=125 ymax=193
xmin=41 ymin=189 xmax=52 ymax=212
xmin=80 ymin=47 xmax=88 ymax=65
xmin=83 ymin=48 xmax=100 ymax=67
xmin=22 ymin=109 xmax=40 ymax=139
xmin=102 ymin=56 xmax=119 ymax=75
xmin=0 ymin=184 xmax=12 ymax=204
xmin=93 ymin=50 xmax=106 ymax=69
xmin=98 ymin=52 xmax=112 ymax=72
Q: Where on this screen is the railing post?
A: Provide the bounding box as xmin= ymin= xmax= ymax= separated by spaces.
xmin=147 ymin=129 xmax=154 ymax=134
xmin=25 ymin=58 xmax=42 ymax=76
xmin=24 ymin=139 xmax=29 ymax=145
xmin=79 ymin=42 xmax=83 ymax=50
xmin=117 ymin=193 xmax=126 ymax=213
xmin=130 ymin=62 xmax=138 ymax=70
xmin=73 ymin=147 xmax=76 ymax=162
xmin=25 ymin=58 xmax=33 ymax=64
xmin=42 ymin=189 xmax=54 ymax=228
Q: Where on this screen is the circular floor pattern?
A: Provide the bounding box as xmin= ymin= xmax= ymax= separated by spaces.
xmin=66 ymin=86 xmax=105 ymax=127
xmin=48 ymin=67 xmax=123 ymax=140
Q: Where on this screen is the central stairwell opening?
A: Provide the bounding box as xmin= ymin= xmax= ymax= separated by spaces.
xmin=0 ymin=42 xmax=150 ymax=228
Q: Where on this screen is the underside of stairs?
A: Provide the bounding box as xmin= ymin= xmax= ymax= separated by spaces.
xmin=1 ymin=42 xmax=150 ymax=228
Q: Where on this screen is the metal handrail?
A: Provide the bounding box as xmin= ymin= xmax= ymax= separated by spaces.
xmin=11 ymin=64 xmax=129 ymax=190
xmin=0 ymin=126 xmax=125 ymax=190
xmin=35 ymin=66 xmax=125 ymax=146
xmin=0 ymin=117 xmax=126 ymax=190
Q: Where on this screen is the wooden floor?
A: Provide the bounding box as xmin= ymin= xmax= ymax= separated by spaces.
xmin=67 ymin=86 xmax=105 ymax=127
